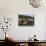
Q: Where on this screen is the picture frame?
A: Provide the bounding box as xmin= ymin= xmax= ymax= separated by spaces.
xmin=18 ymin=14 xmax=34 ymax=26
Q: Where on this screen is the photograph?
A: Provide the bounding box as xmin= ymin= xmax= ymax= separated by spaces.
xmin=18 ymin=14 xmax=34 ymax=26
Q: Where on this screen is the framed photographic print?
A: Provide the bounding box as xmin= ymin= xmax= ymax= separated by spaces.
xmin=18 ymin=14 xmax=34 ymax=26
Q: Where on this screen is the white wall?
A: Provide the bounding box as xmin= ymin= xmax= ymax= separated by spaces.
xmin=44 ymin=14 xmax=46 ymax=40
xmin=0 ymin=0 xmax=46 ymax=40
